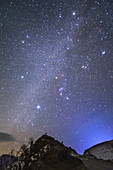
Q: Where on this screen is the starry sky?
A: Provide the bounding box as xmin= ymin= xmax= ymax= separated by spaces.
xmin=0 ymin=0 xmax=113 ymax=155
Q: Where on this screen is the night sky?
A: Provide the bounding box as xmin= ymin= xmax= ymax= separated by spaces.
xmin=0 ymin=0 xmax=113 ymax=155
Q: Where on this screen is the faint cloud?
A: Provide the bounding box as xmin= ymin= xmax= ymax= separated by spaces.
xmin=0 ymin=132 xmax=15 ymax=142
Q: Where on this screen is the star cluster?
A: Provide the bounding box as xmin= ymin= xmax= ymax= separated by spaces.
xmin=0 ymin=0 xmax=113 ymax=154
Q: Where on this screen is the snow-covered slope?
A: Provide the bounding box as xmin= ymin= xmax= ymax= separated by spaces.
xmin=84 ymin=140 xmax=113 ymax=161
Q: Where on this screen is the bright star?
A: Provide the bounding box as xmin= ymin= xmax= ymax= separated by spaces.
xmin=72 ymin=12 xmax=76 ymax=16
xmin=59 ymin=14 xmax=62 ymax=18
xmin=66 ymin=96 xmax=69 ymax=100
xmin=102 ymin=51 xmax=106 ymax=55
xmin=37 ymin=105 xmax=41 ymax=109
xmin=67 ymin=47 xmax=70 ymax=50
xmin=60 ymin=92 xmax=63 ymax=96
xmin=55 ymin=76 xmax=58 ymax=80
xmin=21 ymin=75 xmax=24 ymax=79
xmin=26 ymin=35 xmax=30 ymax=38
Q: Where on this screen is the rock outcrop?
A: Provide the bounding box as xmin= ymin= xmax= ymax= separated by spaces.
xmin=84 ymin=140 xmax=113 ymax=161
xmin=7 ymin=134 xmax=87 ymax=170
xmin=0 ymin=154 xmax=16 ymax=170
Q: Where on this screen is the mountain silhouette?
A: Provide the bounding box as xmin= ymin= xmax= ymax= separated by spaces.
xmin=0 ymin=134 xmax=112 ymax=170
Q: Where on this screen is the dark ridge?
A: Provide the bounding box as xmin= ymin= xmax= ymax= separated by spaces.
xmin=6 ymin=134 xmax=87 ymax=170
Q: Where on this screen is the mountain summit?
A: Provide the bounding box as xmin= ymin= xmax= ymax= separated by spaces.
xmin=6 ymin=134 xmax=86 ymax=170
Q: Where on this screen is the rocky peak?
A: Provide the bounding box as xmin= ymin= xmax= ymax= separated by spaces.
xmin=7 ymin=134 xmax=87 ymax=170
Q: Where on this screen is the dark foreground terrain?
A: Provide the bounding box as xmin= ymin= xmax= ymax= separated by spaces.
xmin=0 ymin=134 xmax=113 ymax=170
xmin=0 ymin=154 xmax=15 ymax=170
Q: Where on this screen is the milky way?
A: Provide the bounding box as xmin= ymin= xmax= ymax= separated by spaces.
xmin=0 ymin=0 xmax=113 ymax=154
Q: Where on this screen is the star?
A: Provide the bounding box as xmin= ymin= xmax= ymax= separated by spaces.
xmin=55 ymin=76 xmax=58 ymax=80
xmin=22 ymin=40 xmax=25 ymax=44
xmin=36 ymin=105 xmax=41 ymax=109
xmin=66 ymin=97 xmax=69 ymax=100
xmin=59 ymin=14 xmax=62 ymax=18
xmin=21 ymin=76 xmax=24 ymax=79
xmin=102 ymin=51 xmax=106 ymax=55
xmin=72 ymin=12 xmax=76 ymax=16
